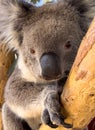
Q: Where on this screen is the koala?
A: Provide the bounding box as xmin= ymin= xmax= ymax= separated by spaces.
xmin=0 ymin=0 xmax=95 ymax=130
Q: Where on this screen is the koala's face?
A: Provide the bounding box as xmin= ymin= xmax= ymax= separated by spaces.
xmin=0 ymin=0 xmax=92 ymax=83
xmin=17 ymin=2 xmax=84 ymax=83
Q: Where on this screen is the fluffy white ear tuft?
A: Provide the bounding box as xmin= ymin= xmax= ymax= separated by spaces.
xmin=0 ymin=0 xmax=34 ymax=50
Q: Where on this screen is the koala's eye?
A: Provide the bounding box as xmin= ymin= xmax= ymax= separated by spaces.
xmin=64 ymin=41 xmax=72 ymax=49
xmin=30 ymin=48 xmax=35 ymax=54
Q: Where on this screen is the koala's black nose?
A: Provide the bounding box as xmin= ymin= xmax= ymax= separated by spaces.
xmin=40 ymin=52 xmax=61 ymax=80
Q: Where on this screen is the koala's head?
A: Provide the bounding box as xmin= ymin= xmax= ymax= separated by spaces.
xmin=0 ymin=0 xmax=95 ymax=83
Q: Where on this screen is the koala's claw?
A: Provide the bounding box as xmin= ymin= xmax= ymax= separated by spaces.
xmin=42 ymin=109 xmax=72 ymax=129
xmin=62 ymin=122 xmax=73 ymax=128
xmin=41 ymin=109 xmax=58 ymax=128
xmin=47 ymin=121 xmax=58 ymax=128
xmin=50 ymin=113 xmax=72 ymax=129
xmin=59 ymin=114 xmax=73 ymax=128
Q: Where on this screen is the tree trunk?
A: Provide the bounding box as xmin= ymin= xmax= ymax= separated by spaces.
xmin=0 ymin=44 xmax=14 ymax=130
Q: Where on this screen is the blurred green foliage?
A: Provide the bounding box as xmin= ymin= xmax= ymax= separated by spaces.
xmin=26 ymin=0 xmax=53 ymax=6
xmin=32 ymin=0 xmax=40 ymax=4
xmin=27 ymin=0 xmax=42 ymax=4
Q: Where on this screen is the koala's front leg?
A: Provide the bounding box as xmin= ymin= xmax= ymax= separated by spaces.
xmin=41 ymin=90 xmax=73 ymax=128
xmin=2 ymin=103 xmax=30 ymax=130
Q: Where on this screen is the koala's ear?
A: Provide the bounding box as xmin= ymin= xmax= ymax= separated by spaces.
xmin=65 ymin=0 xmax=95 ymax=31
xmin=0 ymin=0 xmax=36 ymax=50
xmin=65 ymin=0 xmax=95 ymax=17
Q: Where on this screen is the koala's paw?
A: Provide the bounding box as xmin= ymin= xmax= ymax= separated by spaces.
xmin=41 ymin=92 xmax=72 ymax=128
xmin=41 ymin=109 xmax=72 ymax=128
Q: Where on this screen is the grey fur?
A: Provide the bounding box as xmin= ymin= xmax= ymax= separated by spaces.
xmin=0 ymin=0 xmax=95 ymax=130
